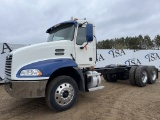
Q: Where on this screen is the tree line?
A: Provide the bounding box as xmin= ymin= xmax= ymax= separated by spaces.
xmin=97 ymin=34 xmax=160 ymax=49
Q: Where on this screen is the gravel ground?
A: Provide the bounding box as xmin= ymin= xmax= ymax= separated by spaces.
xmin=0 ymin=73 xmax=160 ymax=120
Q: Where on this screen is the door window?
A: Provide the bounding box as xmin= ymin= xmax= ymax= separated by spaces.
xmin=76 ymin=27 xmax=87 ymax=45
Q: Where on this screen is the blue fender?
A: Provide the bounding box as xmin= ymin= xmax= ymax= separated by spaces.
xmin=16 ymin=58 xmax=78 ymax=78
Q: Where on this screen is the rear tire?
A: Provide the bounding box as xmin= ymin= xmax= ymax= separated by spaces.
xmin=103 ymin=73 xmax=118 ymax=82
xmin=135 ymin=66 xmax=148 ymax=87
xmin=45 ymin=76 xmax=78 ymax=111
xmin=147 ymin=66 xmax=157 ymax=84
xmin=129 ymin=66 xmax=138 ymax=86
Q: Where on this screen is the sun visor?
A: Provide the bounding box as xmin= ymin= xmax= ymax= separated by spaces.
xmin=46 ymin=20 xmax=78 ymax=33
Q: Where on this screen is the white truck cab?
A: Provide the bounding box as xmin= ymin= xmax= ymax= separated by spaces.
xmin=4 ymin=18 xmax=103 ymax=111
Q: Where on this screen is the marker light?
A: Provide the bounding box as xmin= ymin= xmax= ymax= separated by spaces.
xmin=20 ymin=69 xmax=42 ymax=76
xmin=74 ymin=18 xmax=78 ymax=21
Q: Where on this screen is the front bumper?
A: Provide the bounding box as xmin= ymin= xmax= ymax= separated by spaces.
xmin=4 ymin=80 xmax=47 ymax=98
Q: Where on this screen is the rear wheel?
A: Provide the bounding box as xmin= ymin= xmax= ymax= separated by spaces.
xmin=147 ymin=66 xmax=157 ymax=84
xmin=135 ymin=66 xmax=148 ymax=87
xmin=103 ymin=73 xmax=118 ymax=82
xmin=129 ymin=66 xmax=138 ymax=86
xmin=45 ymin=76 xmax=78 ymax=111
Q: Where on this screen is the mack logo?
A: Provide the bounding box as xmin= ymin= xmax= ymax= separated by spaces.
xmin=1 ymin=43 xmax=12 ymax=54
xmin=108 ymin=49 xmax=125 ymax=58
xmin=145 ymin=53 xmax=160 ymax=62
xmin=97 ymin=54 xmax=105 ymax=62
xmin=125 ymin=58 xmax=141 ymax=65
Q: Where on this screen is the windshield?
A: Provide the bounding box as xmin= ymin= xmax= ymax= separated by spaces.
xmin=47 ymin=23 xmax=75 ymax=42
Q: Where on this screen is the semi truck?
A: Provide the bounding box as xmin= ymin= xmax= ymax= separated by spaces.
xmin=4 ymin=18 xmax=158 ymax=111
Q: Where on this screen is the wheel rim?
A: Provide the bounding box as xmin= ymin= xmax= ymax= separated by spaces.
xmin=152 ymin=70 xmax=156 ymax=81
xmin=142 ymin=71 xmax=147 ymax=83
xmin=55 ymin=83 xmax=74 ymax=106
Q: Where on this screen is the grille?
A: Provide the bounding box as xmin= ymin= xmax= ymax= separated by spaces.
xmin=5 ymin=55 xmax=12 ymax=77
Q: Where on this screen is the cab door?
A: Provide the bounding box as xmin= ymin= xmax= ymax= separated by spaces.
xmin=75 ymin=26 xmax=96 ymax=68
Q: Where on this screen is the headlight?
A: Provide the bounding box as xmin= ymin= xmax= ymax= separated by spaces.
xmin=20 ymin=69 xmax=42 ymax=76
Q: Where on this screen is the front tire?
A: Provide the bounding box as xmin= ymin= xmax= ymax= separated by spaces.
xmin=45 ymin=76 xmax=78 ymax=111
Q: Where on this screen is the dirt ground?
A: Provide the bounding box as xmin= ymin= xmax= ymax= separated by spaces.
xmin=0 ymin=73 xmax=160 ymax=120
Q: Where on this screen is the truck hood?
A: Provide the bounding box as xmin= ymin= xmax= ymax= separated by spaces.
xmin=11 ymin=40 xmax=72 ymax=56
xmin=11 ymin=40 xmax=75 ymax=80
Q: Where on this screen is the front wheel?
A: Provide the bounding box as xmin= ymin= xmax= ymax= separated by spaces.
xmin=45 ymin=76 xmax=78 ymax=111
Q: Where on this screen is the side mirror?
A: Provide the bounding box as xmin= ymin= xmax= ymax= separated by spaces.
xmin=86 ymin=24 xmax=93 ymax=42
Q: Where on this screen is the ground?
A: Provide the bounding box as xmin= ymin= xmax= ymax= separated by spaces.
xmin=0 ymin=73 xmax=160 ymax=120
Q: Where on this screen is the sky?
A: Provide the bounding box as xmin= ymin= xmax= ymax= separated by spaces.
xmin=0 ymin=0 xmax=160 ymax=44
